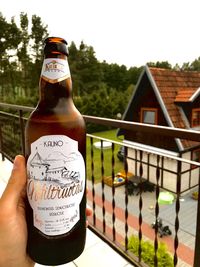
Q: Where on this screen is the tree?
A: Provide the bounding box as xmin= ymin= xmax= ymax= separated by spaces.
xmin=127 ymin=66 xmax=143 ymax=86
xmin=68 ymin=41 xmax=104 ymax=96
xmin=17 ymin=13 xmax=31 ymax=97
xmin=0 ymin=12 xmax=49 ymax=104
xmin=189 ymin=57 xmax=200 ymax=71
xmin=101 ymin=62 xmax=129 ymax=91
xmin=147 ymin=61 xmax=172 ymax=69
xmin=68 ymin=41 xmax=82 ymax=96
xmin=30 ymin=15 xmax=48 ymax=89
xmin=31 ymin=15 xmax=48 ymax=61
xmin=0 ymin=13 xmax=21 ymax=98
xmin=79 ymin=41 xmax=104 ymax=94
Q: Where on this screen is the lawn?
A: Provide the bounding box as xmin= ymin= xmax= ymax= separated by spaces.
xmin=86 ymin=129 xmax=124 ymax=183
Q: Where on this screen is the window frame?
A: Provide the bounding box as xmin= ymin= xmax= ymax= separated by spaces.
xmin=140 ymin=108 xmax=158 ymax=125
xmin=191 ymin=108 xmax=200 ymax=127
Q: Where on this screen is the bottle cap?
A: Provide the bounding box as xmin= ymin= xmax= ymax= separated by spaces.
xmin=44 ymin=37 xmax=69 ymax=56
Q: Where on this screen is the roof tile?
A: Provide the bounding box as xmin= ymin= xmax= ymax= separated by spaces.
xmin=149 ymin=67 xmax=200 ymax=149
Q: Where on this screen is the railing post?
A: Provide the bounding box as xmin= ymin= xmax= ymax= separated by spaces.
xmin=19 ymin=110 xmax=25 ymax=156
xmin=0 ymin=125 xmax=5 ymax=161
xmin=193 ymin=169 xmax=200 ymax=267
xmin=173 ymin=160 xmax=182 ymax=266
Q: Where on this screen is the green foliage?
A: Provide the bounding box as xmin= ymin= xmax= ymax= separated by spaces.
xmin=189 ymin=57 xmax=200 ymax=71
xmin=86 ymin=130 xmax=123 ymax=182
xmin=147 ymin=61 xmax=172 ymax=69
xmin=128 ymin=235 xmax=173 ymax=267
xmin=31 ymin=14 xmax=48 ymax=61
xmin=3 ymin=94 xmax=38 ymax=107
xmin=0 ymin=12 xmax=48 ymax=102
xmin=74 ymin=85 xmax=132 ymax=132
xmin=0 ymin=13 xmax=21 ymax=54
xmin=68 ymin=41 xmax=104 ymax=96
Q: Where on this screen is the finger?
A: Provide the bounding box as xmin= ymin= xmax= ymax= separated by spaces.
xmin=86 ymin=205 xmax=92 ymax=217
xmin=85 ymin=205 xmax=92 ymax=227
xmin=1 ymin=155 xmax=27 ymax=208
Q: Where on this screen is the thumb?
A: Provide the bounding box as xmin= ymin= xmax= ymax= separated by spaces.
xmin=1 ymin=155 xmax=27 ymax=208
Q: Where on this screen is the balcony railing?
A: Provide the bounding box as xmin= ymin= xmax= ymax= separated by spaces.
xmin=0 ymin=102 xmax=200 ymax=267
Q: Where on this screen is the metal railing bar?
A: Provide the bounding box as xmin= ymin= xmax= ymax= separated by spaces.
xmin=173 ymin=160 xmax=182 ymax=266
xmin=0 ymin=151 xmax=13 ymax=162
xmin=0 ymin=102 xmax=34 ymax=112
xmin=89 ymin=137 xmax=96 ymax=227
xmin=138 ymin=150 xmax=143 ymax=263
xmin=194 ymin=171 xmax=200 ymax=267
xmin=100 ymin=140 xmax=106 ymax=234
xmin=111 ymin=143 xmax=116 ymax=242
xmin=0 ymin=103 xmax=199 ymax=142
xmin=0 ymin=111 xmax=23 ymax=119
xmin=124 ymin=146 xmax=129 ymax=252
xmin=19 ymin=110 xmax=25 ymax=156
xmin=87 ymin=134 xmax=200 ymax=167
xmin=84 ymin=115 xmax=200 ymax=142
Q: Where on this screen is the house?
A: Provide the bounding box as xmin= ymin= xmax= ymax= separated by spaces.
xmin=118 ymin=65 xmax=200 ymax=194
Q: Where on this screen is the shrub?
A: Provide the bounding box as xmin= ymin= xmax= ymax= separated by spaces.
xmin=128 ymin=235 xmax=173 ymax=267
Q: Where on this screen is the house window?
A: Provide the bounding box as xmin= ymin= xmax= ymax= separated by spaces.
xmin=140 ymin=108 xmax=158 ymax=124
xmin=192 ymin=108 xmax=200 ymax=127
xmin=191 ymin=148 xmax=200 ymax=168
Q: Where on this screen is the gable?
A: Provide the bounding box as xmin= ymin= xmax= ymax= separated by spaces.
xmin=117 ymin=67 xmax=180 ymax=151
xmin=118 ymin=65 xmax=200 ymax=151
xmin=124 ymin=71 xmax=167 ymax=125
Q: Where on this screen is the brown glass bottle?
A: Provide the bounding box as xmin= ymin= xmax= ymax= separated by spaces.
xmin=25 ymin=37 xmax=86 ymax=265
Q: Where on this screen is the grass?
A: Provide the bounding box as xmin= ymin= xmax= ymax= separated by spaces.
xmin=86 ymin=129 xmax=124 ymax=183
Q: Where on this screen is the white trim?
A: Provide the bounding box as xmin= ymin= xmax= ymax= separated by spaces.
xmin=178 ymin=106 xmax=190 ymax=128
xmin=124 ymin=139 xmax=179 ymax=158
xmin=189 ymin=87 xmax=200 ymax=102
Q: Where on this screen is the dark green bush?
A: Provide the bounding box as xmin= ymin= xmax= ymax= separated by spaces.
xmin=128 ymin=235 xmax=173 ymax=267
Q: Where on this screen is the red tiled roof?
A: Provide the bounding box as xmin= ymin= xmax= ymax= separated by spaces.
xmin=174 ymin=88 xmax=198 ymax=102
xmin=149 ymin=67 xmax=200 ymax=149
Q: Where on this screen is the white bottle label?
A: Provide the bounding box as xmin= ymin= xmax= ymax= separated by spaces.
xmin=41 ymin=58 xmax=71 ymax=83
xmin=27 ymin=135 xmax=85 ymax=236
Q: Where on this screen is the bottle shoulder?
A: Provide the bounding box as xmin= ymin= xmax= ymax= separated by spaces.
xmin=29 ymin=105 xmax=83 ymax=121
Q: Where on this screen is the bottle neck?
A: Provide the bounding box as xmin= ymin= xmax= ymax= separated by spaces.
xmin=38 ymin=53 xmax=73 ymax=109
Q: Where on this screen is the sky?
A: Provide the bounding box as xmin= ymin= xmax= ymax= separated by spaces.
xmin=1 ymin=0 xmax=200 ymax=68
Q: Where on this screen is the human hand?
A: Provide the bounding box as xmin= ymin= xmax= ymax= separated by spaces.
xmin=0 ymin=155 xmax=92 ymax=267
xmin=0 ymin=155 xmax=34 ymax=267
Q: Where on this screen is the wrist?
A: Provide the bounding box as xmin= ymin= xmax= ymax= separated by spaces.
xmin=0 ymin=257 xmax=35 ymax=267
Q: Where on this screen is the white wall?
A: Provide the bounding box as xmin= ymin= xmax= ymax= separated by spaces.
xmin=127 ymin=148 xmax=199 ymax=194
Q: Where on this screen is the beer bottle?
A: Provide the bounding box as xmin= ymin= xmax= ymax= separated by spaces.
xmin=25 ymin=37 xmax=86 ymax=265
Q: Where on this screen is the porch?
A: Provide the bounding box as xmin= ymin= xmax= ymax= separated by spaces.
xmin=0 ymin=102 xmax=200 ymax=267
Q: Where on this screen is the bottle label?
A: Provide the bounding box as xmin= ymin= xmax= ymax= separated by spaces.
xmin=27 ymin=135 xmax=85 ymax=236
xmin=41 ymin=58 xmax=71 ymax=83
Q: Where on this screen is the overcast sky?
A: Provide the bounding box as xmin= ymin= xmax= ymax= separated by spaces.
xmin=1 ymin=0 xmax=200 ymax=68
